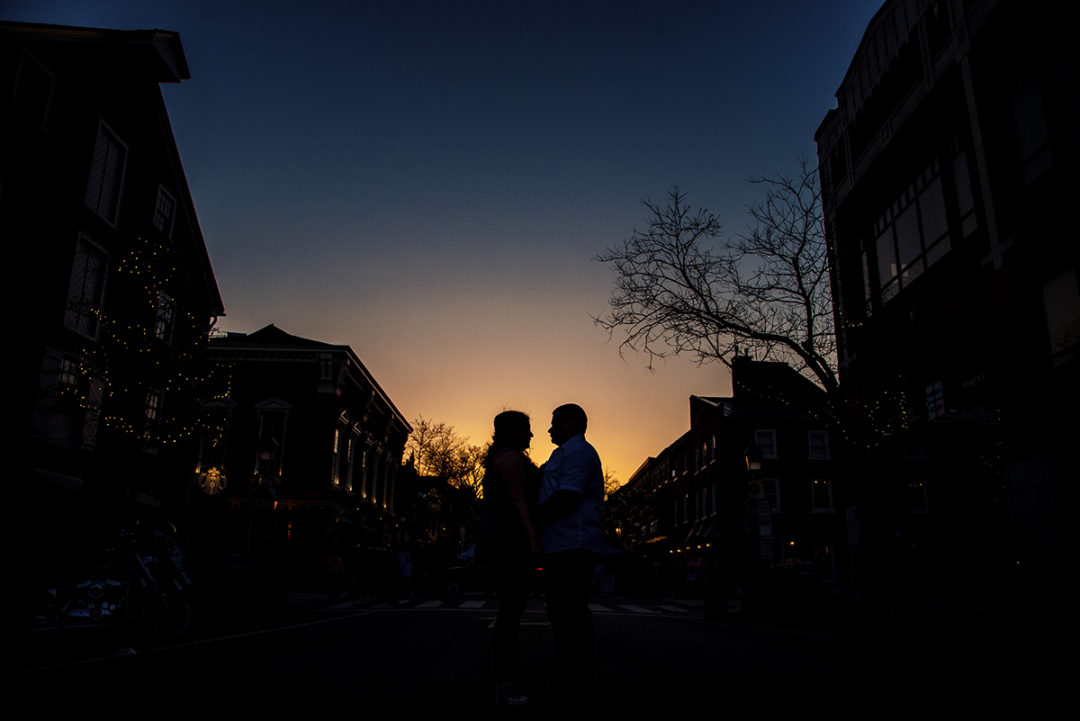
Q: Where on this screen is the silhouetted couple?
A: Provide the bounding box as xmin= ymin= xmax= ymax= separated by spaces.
xmin=476 ymin=404 xmax=605 ymax=708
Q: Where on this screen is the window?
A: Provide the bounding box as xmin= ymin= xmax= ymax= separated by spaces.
xmin=58 ymin=357 xmax=79 ymax=390
xmin=874 ymin=160 xmax=951 ymax=303
xmin=763 ymin=478 xmax=781 ymax=512
xmin=332 ymin=426 xmax=357 ymax=490
xmin=194 ymin=403 xmax=232 ymax=495
xmin=808 ymin=431 xmax=830 ymax=460
xmin=331 ymin=428 xmax=342 ymax=485
xmin=926 ymin=381 xmax=945 ymax=420
xmin=755 ymin=430 xmax=777 ymax=458
xmin=154 ymin=291 xmax=176 ymax=344
xmin=1011 ymin=77 xmax=1052 ymax=184
xmin=359 ymin=446 xmax=369 ymax=498
xmin=811 ymin=478 xmax=833 ymax=512
xmin=814 ymin=544 xmax=836 ymax=582
xmin=64 ymin=235 xmax=108 ymax=339
xmin=143 ymin=388 xmax=162 ymax=441
xmin=13 ymin=51 xmax=53 ymax=127
xmin=85 ymin=122 xmax=127 ymax=225
xmin=951 ymin=144 xmax=978 ymax=239
xmin=153 ymin=185 xmax=177 ymax=238
xmin=1044 ymin=269 xmax=1080 ymax=366
xmin=255 ymin=399 xmax=290 ymax=479
xmin=344 ymin=433 xmax=356 ymax=491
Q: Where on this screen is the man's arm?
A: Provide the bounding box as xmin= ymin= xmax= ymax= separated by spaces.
xmin=536 ymin=488 xmax=580 ymax=527
xmin=537 ymin=442 xmax=596 ymax=526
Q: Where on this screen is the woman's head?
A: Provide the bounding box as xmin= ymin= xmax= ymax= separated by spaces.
xmin=491 ymin=410 xmax=532 ymax=452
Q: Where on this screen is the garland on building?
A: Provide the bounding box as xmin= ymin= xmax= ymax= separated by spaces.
xmin=57 ymin=235 xmax=232 ymax=449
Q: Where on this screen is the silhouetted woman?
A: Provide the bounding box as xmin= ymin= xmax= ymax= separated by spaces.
xmin=476 ymin=410 xmax=542 ymax=706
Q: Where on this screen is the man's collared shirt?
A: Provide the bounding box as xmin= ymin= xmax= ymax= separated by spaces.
xmin=538 ymin=433 xmax=604 ymax=554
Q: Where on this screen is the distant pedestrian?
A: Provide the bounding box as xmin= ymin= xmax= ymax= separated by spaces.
xmin=395 ymin=545 xmax=414 ymax=603
xmin=326 ymin=551 xmax=344 ymax=599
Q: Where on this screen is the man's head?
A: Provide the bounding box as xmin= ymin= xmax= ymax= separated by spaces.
xmin=548 ymin=403 xmax=588 ymax=446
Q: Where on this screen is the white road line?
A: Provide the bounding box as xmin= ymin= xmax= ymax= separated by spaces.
xmin=588 ymin=604 xmax=610 ymax=612
xmin=486 ymin=619 xmax=550 ymax=629
xmin=618 ymin=605 xmax=655 ymax=614
xmin=658 ymin=605 xmax=688 ymax=613
xmin=416 ymin=601 xmax=443 ymax=608
xmin=459 ymin=600 xmax=486 ymax=609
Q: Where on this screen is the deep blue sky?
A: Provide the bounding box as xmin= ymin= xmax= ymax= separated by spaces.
xmin=6 ymin=0 xmax=881 ymax=480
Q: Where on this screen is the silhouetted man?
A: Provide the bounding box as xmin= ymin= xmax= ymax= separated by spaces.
xmin=537 ymin=403 xmax=604 ymax=705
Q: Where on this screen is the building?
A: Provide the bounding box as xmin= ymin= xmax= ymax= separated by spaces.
xmin=199 ymin=324 xmax=411 ymax=588
xmin=617 ymin=357 xmax=842 ymax=608
xmin=2 ymin=22 xmax=224 ymax=571
xmin=815 ymin=0 xmax=1079 ymax=601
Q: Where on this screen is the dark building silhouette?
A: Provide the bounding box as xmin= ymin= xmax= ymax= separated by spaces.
xmin=199 ymin=324 xmax=411 ymax=589
xmin=2 ymin=23 xmax=224 ymax=570
xmin=815 ymin=0 xmax=1079 ymax=602
xmin=615 ymin=357 xmax=841 ymax=609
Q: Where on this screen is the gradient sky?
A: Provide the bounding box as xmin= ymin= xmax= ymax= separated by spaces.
xmin=6 ymin=0 xmax=881 ymax=483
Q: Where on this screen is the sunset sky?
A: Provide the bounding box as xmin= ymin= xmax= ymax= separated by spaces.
xmin=6 ymin=0 xmax=881 ymax=483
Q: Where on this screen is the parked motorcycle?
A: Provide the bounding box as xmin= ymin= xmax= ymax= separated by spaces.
xmin=34 ymin=522 xmax=193 ymax=640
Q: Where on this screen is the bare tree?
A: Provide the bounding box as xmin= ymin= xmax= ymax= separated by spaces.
xmin=595 ymin=159 xmax=837 ymax=393
xmin=405 ymin=416 xmax=487 ymax=499
xmin=603 ymin=467 xmax=621 ymax=499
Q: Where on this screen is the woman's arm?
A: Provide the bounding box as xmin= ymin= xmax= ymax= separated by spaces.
xmin=493 ymin=451 xmax=543 ymax=554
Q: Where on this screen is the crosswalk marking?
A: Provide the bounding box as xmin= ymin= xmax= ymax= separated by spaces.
xmin=328 ymin=600 xmax=356 ymax=610
xmin=316 ymin=598 xmax=696 ymax=616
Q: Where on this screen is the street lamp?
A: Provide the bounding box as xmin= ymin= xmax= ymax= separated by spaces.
xmin=744 ymin=445 xmax=764 ymax=473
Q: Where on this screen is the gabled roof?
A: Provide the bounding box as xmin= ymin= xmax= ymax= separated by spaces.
xmin=2 ymin=20 xmax=224 ymax=316
xmin=210 ymin=325 xmax=411 ymax=432
xmin=0 ymin=21 xmax=190 ymax=82
xmin=225 ymin=324 xmax=338 ymax=349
